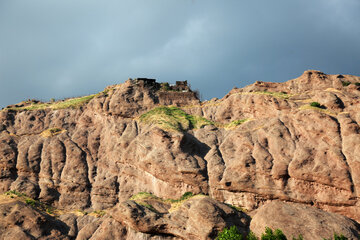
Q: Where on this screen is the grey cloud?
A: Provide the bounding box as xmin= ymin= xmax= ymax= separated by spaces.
xmin=0 ymin=0 xmax=359 ymax=107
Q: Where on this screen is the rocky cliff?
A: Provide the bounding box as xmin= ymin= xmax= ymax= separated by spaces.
xmin=1 ymin=71 xmax=360 ymax=239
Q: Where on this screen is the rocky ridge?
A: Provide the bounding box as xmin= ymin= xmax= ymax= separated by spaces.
xmin=0 ymin=71 xmax=360 ymax=239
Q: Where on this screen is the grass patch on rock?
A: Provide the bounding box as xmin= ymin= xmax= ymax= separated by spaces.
xmin=130 ymin=192 xmax=160 ymax=201
xmin=234 ymin=91 xmax=294 ymax=100
xmin=140 ymin=106 xmax=213 ymax=131
xmin=253 ymin=90 xmax=292 ymax=99
xmin=299 ymin=104 xmax=336 ymax=117
xmin=3 ymin=88 xmax=112 ymax=112
xmin=4 ymin=94 xmax=96 ymax=111
xmin=40 ymin=127 xmax=66 ymax=137
xmin=4 ymin=190 xmax=56 ymax=215
xmin=223 ymin=119 xmax=250 ymax=129
xmin=89 ymin=210 xmax=106 ymax=218
xmin=129 ymin=191 xmax=202 ymax=213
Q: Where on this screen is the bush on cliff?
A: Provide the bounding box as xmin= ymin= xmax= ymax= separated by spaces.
xmin=261 ymin=227 xmax=286 ymax=240
xmin=310 ymin=102 xmax=322 ymax=108
xmin=217 ymin=225 xmax=244 ymax=240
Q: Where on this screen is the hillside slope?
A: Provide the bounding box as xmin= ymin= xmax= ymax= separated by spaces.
xmin=1 ymin=71 xmax=360 ymax=239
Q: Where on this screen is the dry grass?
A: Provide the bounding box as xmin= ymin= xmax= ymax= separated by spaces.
xmin=232 ymin=91 xmax=295 ymax=99
xmin=221 ymin=119 xmax=251 ymax=129
xmin=325 ymin=88 xmax=343 ymax=93
xmin=3 ymin=190 xmax=56 ymax=215
xmin=299 ymin=104 xmax=337 ymax=117
xmin=129 ymin=191 xmax=202 ymax=213
xmin=2 ymin=88 xmax=112 ymax=112
xmin=40 ymin=128 xmax=66 ymax=137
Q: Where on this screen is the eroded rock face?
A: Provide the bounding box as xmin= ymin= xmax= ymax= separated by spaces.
xmin=250 ymin=201 xmax=360 ymax=240
xmin=0 ymin=200 xmax=70 ymax=239
xmin=1 ymin=71 xmax=360 ymax=238
xmin=112 ymin=196 xmax=250 ymax=240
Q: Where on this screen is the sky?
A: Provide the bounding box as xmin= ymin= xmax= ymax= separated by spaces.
xmin=1 ymin=0 xmax=360 ymax=107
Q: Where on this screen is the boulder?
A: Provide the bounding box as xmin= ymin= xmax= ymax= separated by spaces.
xmin=250 ymin=201 xmax=360 ymax=240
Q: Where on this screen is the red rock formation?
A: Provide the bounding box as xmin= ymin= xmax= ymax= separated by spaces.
xmin=0 ymin=70 xmax=360 ymax=239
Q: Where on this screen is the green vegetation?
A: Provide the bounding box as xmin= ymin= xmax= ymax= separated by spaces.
xmin=217 ymin=225 xmax=244 ymax=240
xmin=129 ymin=191 xmax=201 ymax=213
xmin=3 ymin=88 xmax=111 ymax=112
xmin=139 ymin=106 xmax=213 ymax=131
xmin=140 ymin=203 xmax=159 ymax=213
xmin=355 ymin=82 xmax=360 ymax=86
xmin=225 ymin=203 xmax=248 ymax=213
xmin=5 ymin=190 xmax=55 ymax=215
xmin=299 ymin=104 xmax=336 ymax=117
xmin=130 ymin=192 xmax=160 ymax=201
xmin=129 ymin=192 xmax=161 ymax=213
xmin=224 ymin=119 xmax=250 ymax=129
xmin=341 ymin=81 xmax=351 ymax=87
xmin=216 ymin=226 xmax=286 ymax=240
xmin=5 ymin=190 xmax=27 ymax=197
xmin=310 ymin=102 xmax=322 ymax=108
xmin=292 ymin=235 xmax=304 ymax=240
xmin=261 ymin=227 xmax=287 ymax=240
xmin=5 ymin=94 xmax=96 ymax=111
xmin=248 ymin=232 xmax=258 ymax=240
xmin=167 ymin=192 xmax=194 ymax=203
xmin=91 ymin=210 xmax=106 ymax=217
xmin=40 ymin=127 xmax=65 ymax=137
xmin=239 ymin=91 xmax=293 ymax=100
xmin=77 ymin=209 xmax=88 ymax=215
xmin=217 ymin=226 xmax=349 ymax=240
xmin=160 ymin=82 xmax=170 ymax=91
xmin=323 ymin=233 xmax=348 ymax=240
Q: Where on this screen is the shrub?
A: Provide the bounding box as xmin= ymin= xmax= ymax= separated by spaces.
xmin=5 ymin=190 xmax=26 ymax=197
xmin=167 ymin=192 xmax=195 ymax=203
xmin=261 ymin=227 xmax=287 ymax=240
xmin=92 ymin=210 xmax=106 ymax=217
xmin=161 ymin=82 xmax=170 ymax=91
xmin=322 ymin=233 xmax=348 ymax=240
xmin=179 ymin=192 xmax=193 ymax=201
xmin=341 ymin=81 xmax=351 ymax=87
xmin=310 ymin=102 xmax=322 ymax=108
xmin=247 ymin=231 xmax=258 ymax=240
xmin=333 ymin=233 xmax=348 ymax=240
xmin=25 ymin=199 xmax=38 ymax=208
xmin=293 ymin=235 xmax=303 ymax=240
xmin=217 ymin=226 xmax=243 ymax=240
xmin=355 ymin=82 xmax=360 ymax=86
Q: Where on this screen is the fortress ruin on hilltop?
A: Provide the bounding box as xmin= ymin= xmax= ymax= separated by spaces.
xmin=133 ymin=78 xmax=200 ymax=106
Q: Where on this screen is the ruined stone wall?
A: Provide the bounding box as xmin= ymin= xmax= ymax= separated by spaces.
xmin=158 ymin=91 xmax=199 ymax=106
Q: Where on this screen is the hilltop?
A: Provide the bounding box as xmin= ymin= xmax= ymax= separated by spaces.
xmin=1 ymin=71 xmax=360 ymax=239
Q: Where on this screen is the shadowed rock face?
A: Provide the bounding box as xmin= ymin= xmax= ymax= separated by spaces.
xmin=1 ymin=71 xmax=360 ymax=239
xmin=113 ymin=196 xmax=250 ymax=240
xmin=0 ymin=200 xmax=70 ymax=239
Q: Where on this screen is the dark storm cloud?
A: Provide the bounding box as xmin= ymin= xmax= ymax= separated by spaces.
xmin=1 ymin=0 xmax=359 ymax=107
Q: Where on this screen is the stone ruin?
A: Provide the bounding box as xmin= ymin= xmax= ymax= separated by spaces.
xmin=132 ymin=78 xmax=199 ymax=106
xmin=172 ymin=80 xmax=190 ymax=92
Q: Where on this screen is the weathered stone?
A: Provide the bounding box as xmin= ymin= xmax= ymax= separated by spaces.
xmin=0 ymin=71 xmax=360 ymax=239
xmin=112 ymin=196 xmax=250 ymax=240
xmin=250 ymin=201 xmax=360 ymax=240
